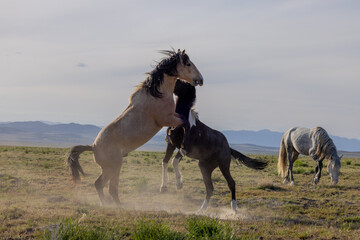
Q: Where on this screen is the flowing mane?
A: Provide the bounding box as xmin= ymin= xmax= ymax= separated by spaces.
xmin=314 ymin=127 xmax=338 ymax=160
xmin=141 ymin=49 xmax=191 ymax=98
xmin=66 ymin=49 xmax=203 ymax=206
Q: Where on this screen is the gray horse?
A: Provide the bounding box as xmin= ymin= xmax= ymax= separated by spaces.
xmin=278 ymin=127 xmax=342 ymax=186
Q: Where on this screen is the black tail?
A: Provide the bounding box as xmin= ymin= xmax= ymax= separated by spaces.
xmin=230 ymin=148 xmax=268 ymax=170
xmin=66 ymin=145 xmax=93 ymax=183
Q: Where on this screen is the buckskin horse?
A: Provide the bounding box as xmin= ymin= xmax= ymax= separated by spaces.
xmin=67 ymin=49 xmax=203 ymax=206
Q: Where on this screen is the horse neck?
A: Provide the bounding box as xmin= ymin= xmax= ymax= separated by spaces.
xmin=175 ymin=97 xmax=195 ymax=116
xmin=160 ymin=74 xmax=177 ymax=95
xmin=331 ymin=152 xmax=341 ymax=164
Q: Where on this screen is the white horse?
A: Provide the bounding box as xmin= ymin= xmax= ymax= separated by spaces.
xmin=278 ymin=127 xmax=342 ymax=186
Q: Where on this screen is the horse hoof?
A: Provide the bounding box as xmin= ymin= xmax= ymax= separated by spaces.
xmin=231 ymin=200 xmax=237 ymax=213
xmin=313 ymin=178 xmax=319 ymax=185
xmin=290 ymin=181 xmax=295 ymax=186
xmin=283 ymin=179 xmax=289 ymax=185
xmin=160 ymin=186 xmax=168 ymax=193
xmin=180 ymin=149 xmax=187 ymax=156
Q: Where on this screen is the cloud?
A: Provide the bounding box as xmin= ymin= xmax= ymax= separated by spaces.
xmin=76 ymin=63 xmax=87 ymax=68
xmin=1 ymin=0 xmax=360 ymax=140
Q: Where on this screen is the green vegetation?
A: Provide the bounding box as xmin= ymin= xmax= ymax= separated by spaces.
xmin=0 ymin=146 xmax=359 ymax=239
xmin=133 ymin=219 xmax=185 ymax=240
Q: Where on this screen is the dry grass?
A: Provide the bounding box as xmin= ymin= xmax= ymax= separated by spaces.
xmin=0 ymin=146 xmax=359 ymax=239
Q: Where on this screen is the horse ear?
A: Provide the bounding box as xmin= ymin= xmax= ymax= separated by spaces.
xmin=179 ymin=49 xmax=185 ymax=65
xmin=339 ymin=154 xmax=343 ymax=159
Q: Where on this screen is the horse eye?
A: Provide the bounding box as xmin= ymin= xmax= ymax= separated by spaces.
xmin=186 ymin=63 xmax=191 ymax=67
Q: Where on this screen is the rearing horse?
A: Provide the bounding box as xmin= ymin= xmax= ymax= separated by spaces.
xmin=66 ymin=49 xmax=203 ymax=206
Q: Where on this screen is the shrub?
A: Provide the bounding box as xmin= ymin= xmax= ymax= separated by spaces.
xmin=43 ymin=218 xmax=113 ymax=240
xmin=186 ymin=217 xmax=236 ymax=240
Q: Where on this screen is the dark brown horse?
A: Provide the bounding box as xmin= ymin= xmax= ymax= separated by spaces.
xmin=67 ymin=49 xmax=203 ymax=206
xmin=161 ymin=81 xmax=268 ymax=212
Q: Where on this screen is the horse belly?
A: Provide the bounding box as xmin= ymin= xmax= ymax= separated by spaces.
xmin=290 ymin=131 xmax=312 ymax=155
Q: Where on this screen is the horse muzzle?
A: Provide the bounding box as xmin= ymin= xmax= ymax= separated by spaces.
xmin=193 ymin=78 xmax=203 ymax=86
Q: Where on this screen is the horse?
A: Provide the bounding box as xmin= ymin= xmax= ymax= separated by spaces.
xmin=165 ymin=79 xmax=196 ymax=157
xmin=160 ymin=82 xmax=268 ymax=212
xmin=278 ymin=126 xmax=342 ymax=186
xmin=66 ymin=49 xmax=203 ymax=206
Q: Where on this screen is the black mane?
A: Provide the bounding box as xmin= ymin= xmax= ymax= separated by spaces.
xmin=174 ymin=79 xmax=196 ymax=119
xmin=141 ymin=49 xmax=190 ymax=98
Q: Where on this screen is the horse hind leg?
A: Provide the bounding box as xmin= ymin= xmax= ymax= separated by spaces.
xmin=108 ymin=162 xmax=122 ymax=206
xmin=198 ymin=161 xmax=216 ymax=213
xmin=286 ymin=149 xmax=298 ymax=186
xmin=219 ymin=160 xmax=237 ymax=212
xmin=94 ymin=169 xmax=110 ymax=206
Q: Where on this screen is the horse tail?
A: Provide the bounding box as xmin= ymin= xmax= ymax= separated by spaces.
xmin=66 ymin=145 xmax=93 ymax=183
xmin=278 ymin=135 xmax=288 ymax=177
xmin=230 ymin=148 xmax=268 ymax=170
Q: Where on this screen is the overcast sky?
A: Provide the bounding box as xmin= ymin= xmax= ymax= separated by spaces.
xmin=1 ymin=0 xmax=359 ymax=140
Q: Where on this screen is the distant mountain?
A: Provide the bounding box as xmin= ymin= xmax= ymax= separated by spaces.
xmin=222 ymin=129 xmax=360 ymax=152
xmin=0 ymin=121 xmax=101 ymax=147
xmin=0 ymin=122 xmax=359 ymax=153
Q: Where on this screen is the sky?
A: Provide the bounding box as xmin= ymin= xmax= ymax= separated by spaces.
xmin=1 ymin=0 xmax=360 ymax=140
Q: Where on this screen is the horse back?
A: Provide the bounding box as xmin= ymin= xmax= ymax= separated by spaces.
xmin=287 ymin=127 xmax=314 ymax=156
xmin=186 ymin=120 xmax=230 ymax=159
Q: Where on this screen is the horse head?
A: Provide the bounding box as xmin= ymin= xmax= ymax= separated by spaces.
xmin=328 ymin=154 xmax=342 ymax=185
xmin=175 ymin=49 xmax=203 ymax=87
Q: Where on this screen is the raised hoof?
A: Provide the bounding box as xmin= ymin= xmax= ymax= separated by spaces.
xmin=176 ymin=181 xmax=183 ymax=190
xmin=180 ymin=148 xmax=187 ymax=157
xmin=160 ymin=186 xmax=168 ymax=193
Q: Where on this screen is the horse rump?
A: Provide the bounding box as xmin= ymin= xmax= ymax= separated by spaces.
xmin=230 ymin=148 xmax=268 ymax=170
xmin=66 ymin=145 xmax=93 ymax=183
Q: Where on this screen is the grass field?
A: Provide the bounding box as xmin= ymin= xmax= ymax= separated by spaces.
xmin=0 ymin=146 xmax=359 ymax=239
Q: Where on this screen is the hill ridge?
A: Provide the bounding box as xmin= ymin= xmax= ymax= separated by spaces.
xmin=1 ymin=121 xmax=359 ymax=152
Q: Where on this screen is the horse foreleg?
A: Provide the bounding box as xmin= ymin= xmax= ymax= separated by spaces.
xmin=160 ymin=144 xmax=176 ymax=192
xmin=198 ymin=161 xmax=215 ymax=213
xmin=172 ymin=152 xmax=183 ymax=189
xmin=313 ymin=159 xmax=324 ymax=185
xmin=180 ymin=122 xmax=190 ymax=156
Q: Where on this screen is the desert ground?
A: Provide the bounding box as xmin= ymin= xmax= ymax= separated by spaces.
xmin=0 ymin=146 xmax=359 ymax=239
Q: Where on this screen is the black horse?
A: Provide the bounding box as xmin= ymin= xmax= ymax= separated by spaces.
xmin=166 ymin=79 xmax=196 ymax=156
xmin=161 ymin=81 xmax=268 ymax=212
